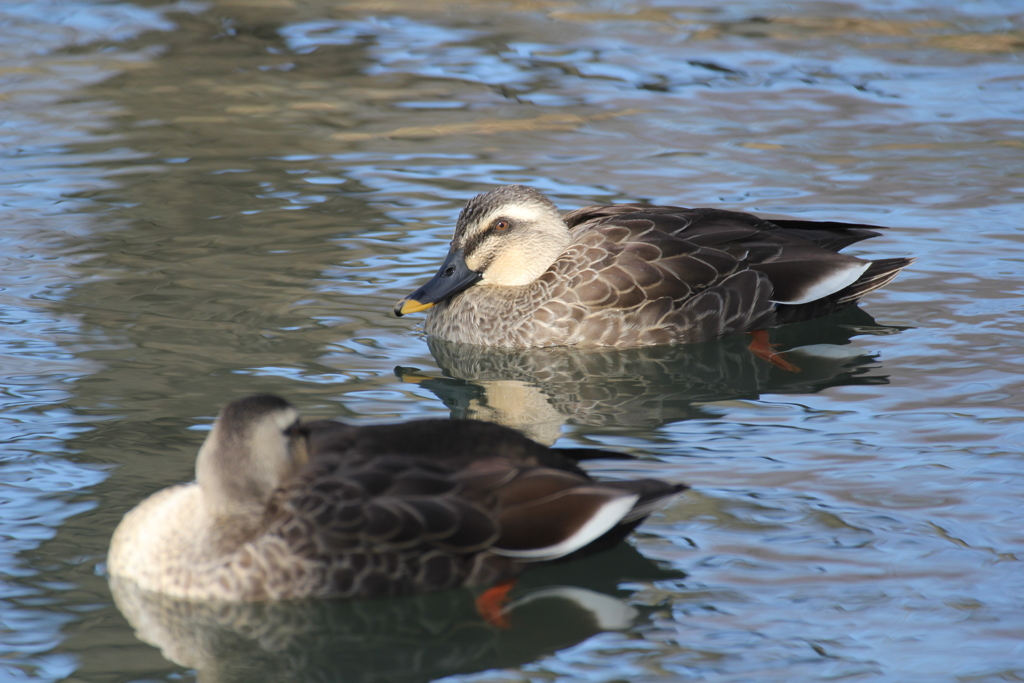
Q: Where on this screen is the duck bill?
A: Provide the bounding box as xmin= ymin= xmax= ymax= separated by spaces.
xmin=394 ymin=248 xmax=483 ymax=317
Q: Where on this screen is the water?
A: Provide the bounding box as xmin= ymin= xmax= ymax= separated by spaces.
xmin=1 ymin=0 xmax=1022 ymax=680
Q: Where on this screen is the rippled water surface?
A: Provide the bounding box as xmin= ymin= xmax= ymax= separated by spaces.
xmin=1 ymin=0 xmax=1022 ymax=680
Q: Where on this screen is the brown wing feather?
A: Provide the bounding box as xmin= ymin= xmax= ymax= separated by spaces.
xmin=556 ymin=216 xmax=778 ymax=342
xmin=256 ymin=453 xmax=509 ymax=598
xmin=559 ymin=205 xmax=913 ymax=341
xmin=235 ymin=405 xmax=691 ymax=599
xmin=259 ymin=425 xmax=685 ymax=596
xmin=494 ymin=487 xmax=634 ymax=553
xmin=303 ymin=417 xmax=594 ymax=475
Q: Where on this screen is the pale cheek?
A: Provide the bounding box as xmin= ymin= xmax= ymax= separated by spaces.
xmin=482 ymin=249 xmax=541 ymax=286
xmin=464 ymin=253 xmax=487 ymax=272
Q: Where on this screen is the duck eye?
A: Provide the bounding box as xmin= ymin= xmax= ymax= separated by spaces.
xmin=284 ymin=420 xmax=308 ymax=438
xmin=493 ymin=220 xmax=509 ymax=231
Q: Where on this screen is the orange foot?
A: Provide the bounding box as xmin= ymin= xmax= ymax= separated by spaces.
xmin=475 ymin=579 xmax=517 ymax=629
xmin=748 ymin=330 xmax=801 ymax=373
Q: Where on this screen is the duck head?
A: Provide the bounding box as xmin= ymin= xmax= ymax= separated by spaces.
xmin=395 ymin=185 xmax=570 ymax=316
xmin=195 ymin=394 xmax=310 ymax=520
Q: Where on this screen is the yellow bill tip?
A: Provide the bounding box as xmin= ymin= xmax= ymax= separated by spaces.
xmin=394 ymin=298 xmax=435 ymax=316
xmin=394 ymin=368 xmax=431 ymax=384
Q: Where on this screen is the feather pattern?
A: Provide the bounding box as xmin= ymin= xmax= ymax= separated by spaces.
xmin=108 ymin=396 xmax=685 ymax=602
xmin=398 ymin=186 xmax=913 ymax=348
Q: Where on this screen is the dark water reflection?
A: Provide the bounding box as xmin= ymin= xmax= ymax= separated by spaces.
xmin=404 ymin=309 xmax=902 ymax=443
xmin=2 ymin=0 xmax=1023 ymax=681
xmin=109 ymin=544 xmax=680 ymax=683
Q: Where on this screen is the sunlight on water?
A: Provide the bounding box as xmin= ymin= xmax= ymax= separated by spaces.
xmin=0 ymin=0 xmax=1022 ymax=681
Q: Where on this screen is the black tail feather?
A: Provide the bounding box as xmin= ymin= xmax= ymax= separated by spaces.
xmin=835 ymin=257 xmax=915 ymax=305
xmin=776 ymin=256 xmax=913 ymax=324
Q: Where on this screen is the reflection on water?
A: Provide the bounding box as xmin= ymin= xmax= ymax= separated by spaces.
xmin=110 ymin=544 xmax=679 ymax=683
xmin=402 ymin=308 xmax=902 ymax=443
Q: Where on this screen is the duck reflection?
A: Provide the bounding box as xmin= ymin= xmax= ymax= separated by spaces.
xmin=110 ymin=543 xmax=680 ymax=683
xmin=400 ymin=308 xmax=903 ymax=443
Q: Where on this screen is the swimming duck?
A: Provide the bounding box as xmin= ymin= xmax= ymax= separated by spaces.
xmin=108 ymin=395 xmax=685 ymax=602
xmin=395 ymin=185 xmax=913 ymax=348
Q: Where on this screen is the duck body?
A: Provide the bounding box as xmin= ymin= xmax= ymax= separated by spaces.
xmin=395 ymin=185 xmax=913 ymax=348
xmin=108 ymin=395 xmax=685 ymax=602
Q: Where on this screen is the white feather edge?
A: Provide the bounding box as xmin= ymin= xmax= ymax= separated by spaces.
xmin=769 ymin=261 xmax=870 ymax=305
xmin=490 ymin=492 xmax=640 ymax=562
xmin=506 ymin=587 xmax=639 ymax=630
xmin=621 ymin=487 xmax=686 ymax=524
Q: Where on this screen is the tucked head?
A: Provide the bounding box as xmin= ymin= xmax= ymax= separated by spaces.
xmin=395 ymin=185 xmax=569 ymax=316
xmin=195 ymin=394 xmax=309 ymax=518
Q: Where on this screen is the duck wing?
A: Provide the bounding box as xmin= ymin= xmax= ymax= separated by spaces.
xmin=547 ymin=211 xmax=777 ymax=343
xmin=561 ymin=204 xmax=911 ymax=330
xmin=564 ymin=204 xmax=882 ymax=250
xmin=263 ymin=446 xmax=685 ymax=597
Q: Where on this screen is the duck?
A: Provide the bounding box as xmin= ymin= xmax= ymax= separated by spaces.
xmin=107 ymin=394 xmax=686 ymax=602
xmin=394 ymin=185 xmax=913 ymax=348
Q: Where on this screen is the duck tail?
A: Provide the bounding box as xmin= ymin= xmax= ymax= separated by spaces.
xmin=616 ymin=480 xmax=689 ymax=524
xmin=775 ymin=256 xmax=913 ymax=323
xmin=834 ymin=257 xmax=915 ymax=305
xmin=562 ymin=479 xmax=688 ymax=560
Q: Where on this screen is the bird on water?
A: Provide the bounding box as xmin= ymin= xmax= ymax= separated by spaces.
xmin=395 ymin=185 xmax=913 ymax=349
xmin=108 ymin=394 xmax=685 ymax=602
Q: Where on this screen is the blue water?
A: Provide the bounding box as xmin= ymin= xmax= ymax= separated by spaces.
xmin=1 ymin=0 xmax=1022 ymax=681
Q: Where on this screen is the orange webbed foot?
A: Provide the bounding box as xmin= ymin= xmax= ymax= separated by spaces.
xmin=748 ymin=330 xmax=801 ymax=373
xmin=475 ymin=579 xmax=517 ymax=629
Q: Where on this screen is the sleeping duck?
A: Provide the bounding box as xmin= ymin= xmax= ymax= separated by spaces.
xmin=108 ymin=395 xmax=685 ymax=602
xmin=395 ymin=185 xmax=913 ymax=348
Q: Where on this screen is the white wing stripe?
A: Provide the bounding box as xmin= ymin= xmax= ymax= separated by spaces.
xmin=491 ymin=493 xmax=639 ymax=562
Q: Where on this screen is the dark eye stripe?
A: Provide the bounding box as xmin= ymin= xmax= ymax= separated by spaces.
xmin=462 ymin=230 xmax=487 ymax=259
xmin=461 ymin=216 xmax=510 ymax=258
